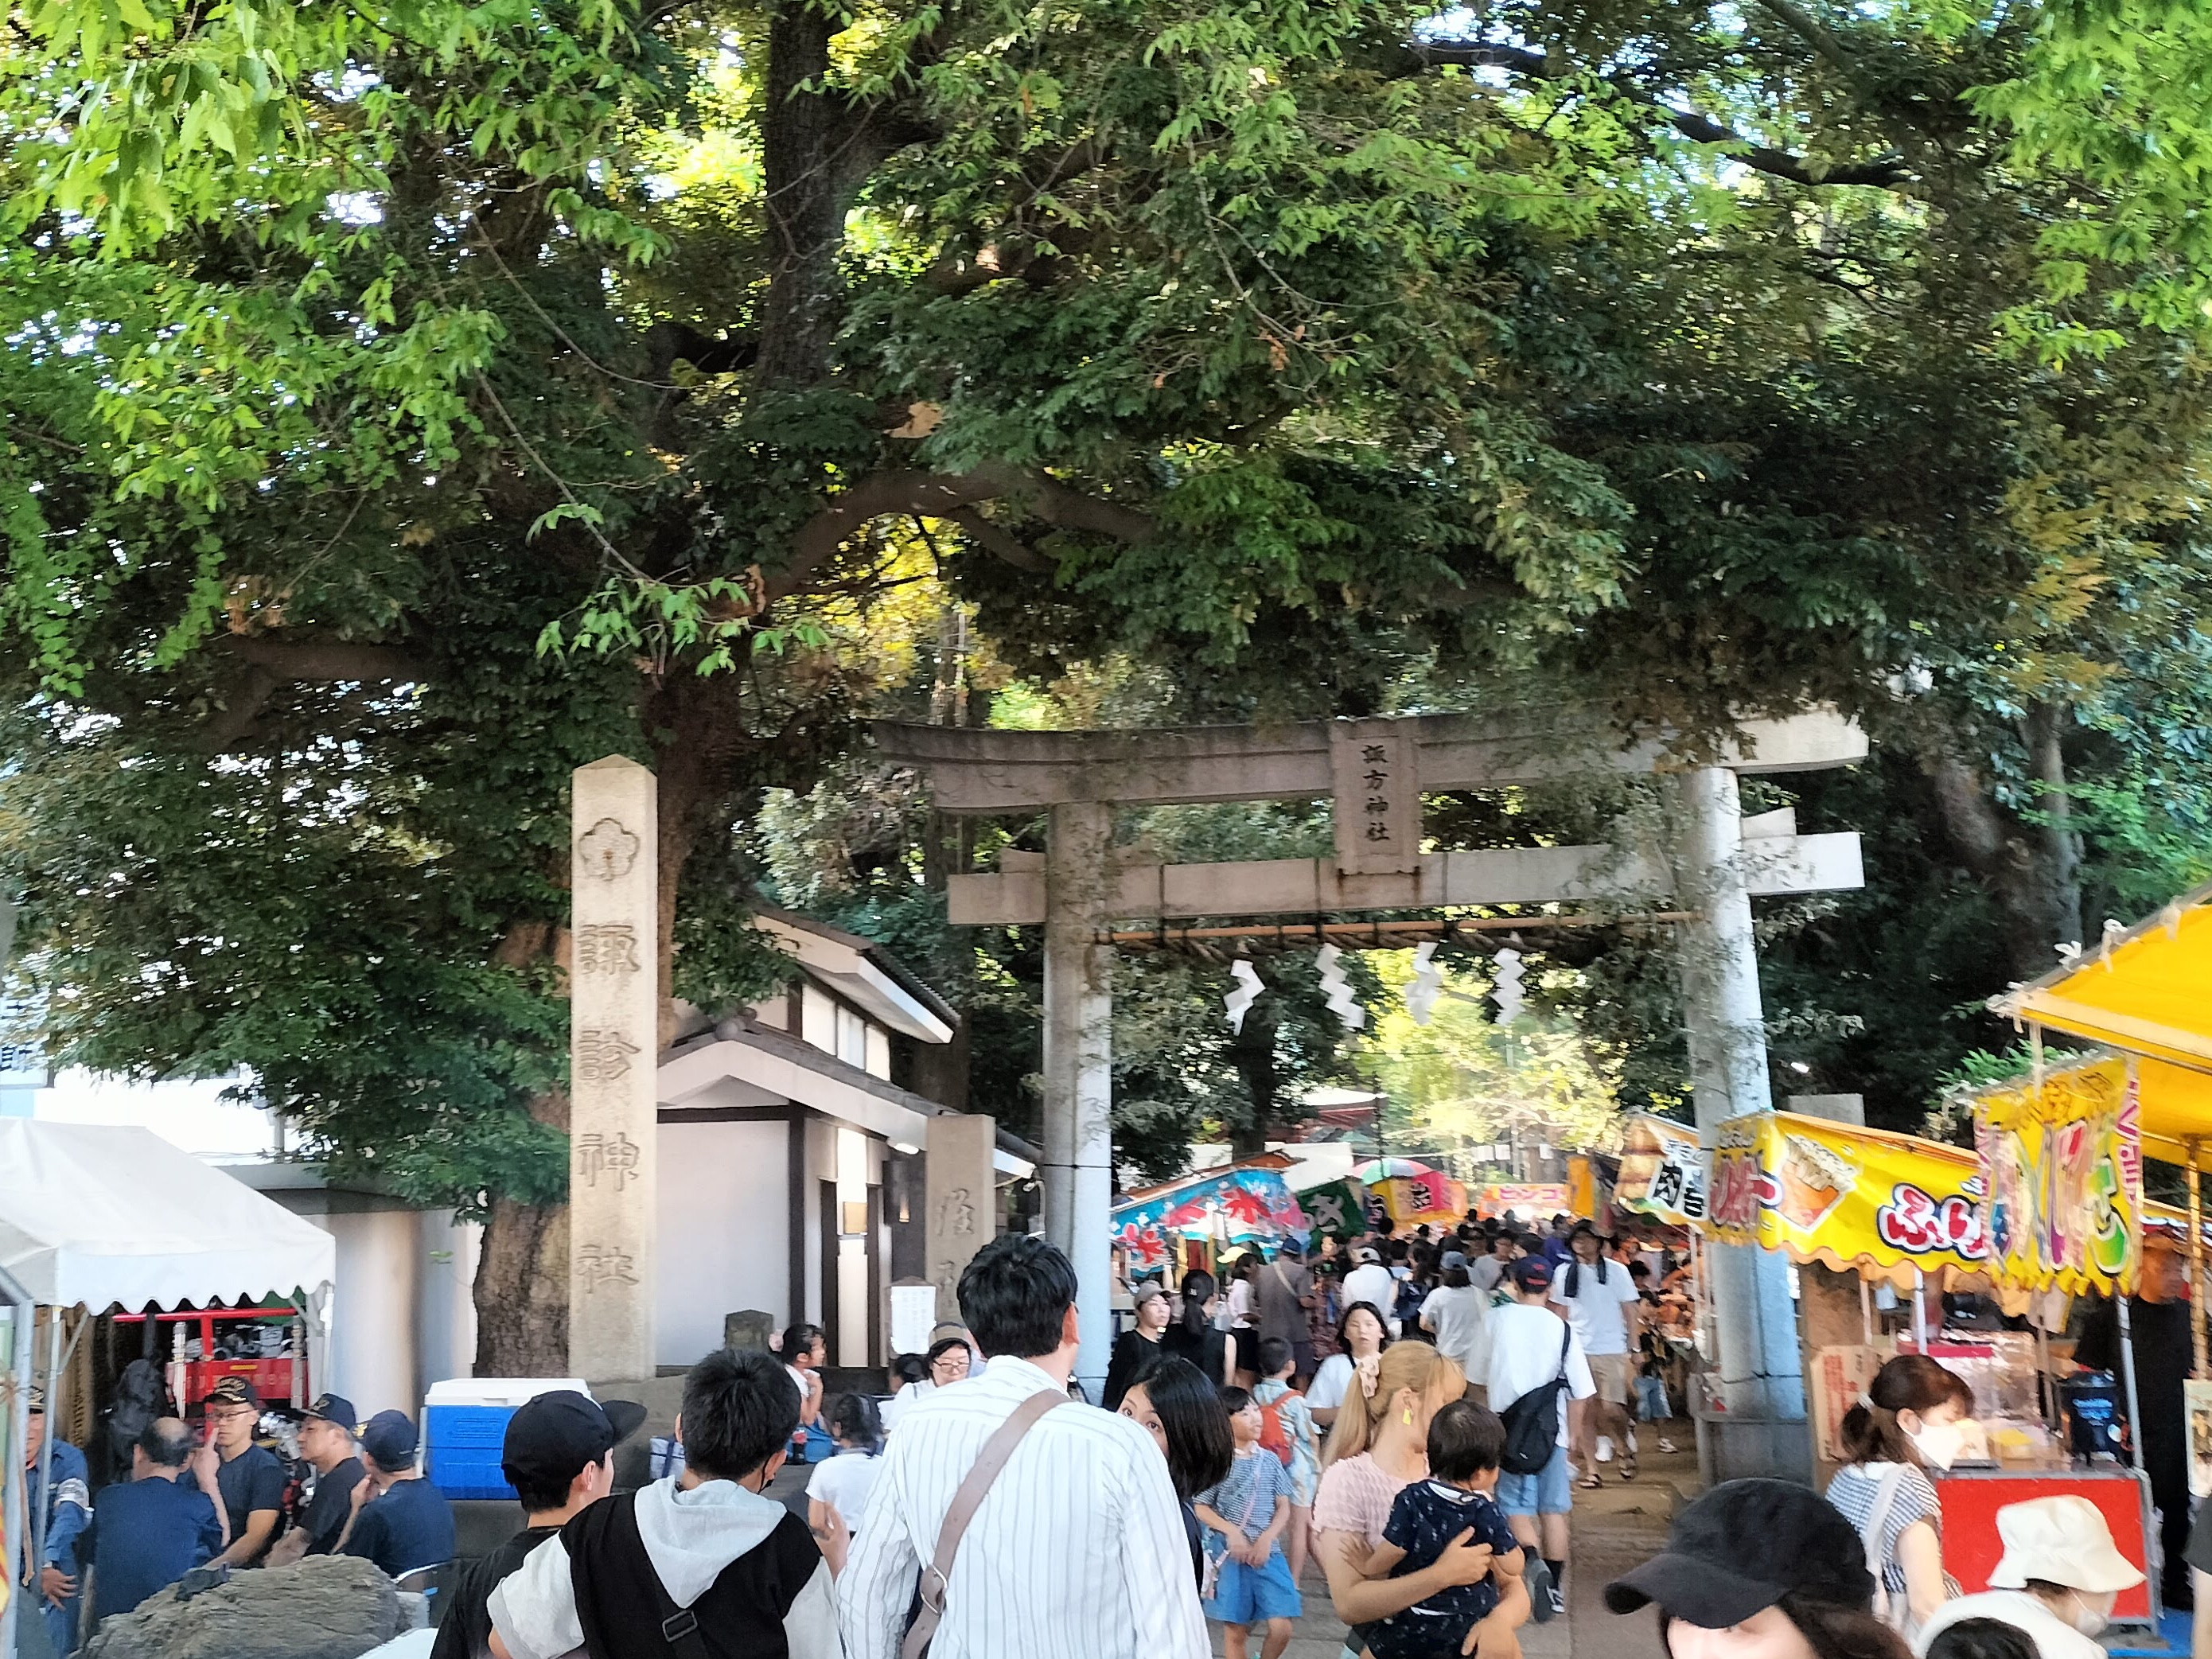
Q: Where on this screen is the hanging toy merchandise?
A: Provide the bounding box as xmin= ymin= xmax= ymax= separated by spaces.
xmin=1490 ymin=947 xmax=1525 ymax=1025
xmin=1315 ymin=943 xmax=1369 ymax=1031
xmin=1404 ymin=940 xmax=1443 ymax=1026
xmin=1225 ymin=959 xmax=1264 ymax=1034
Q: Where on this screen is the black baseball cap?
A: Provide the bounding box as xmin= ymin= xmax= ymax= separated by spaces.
xmin=1605 ymin=1478 xmax=1875 ymax=1626
xmin=1508 ymin=1256 xmax=1553 ymax=1291
xmin=502 ymin=1392 xmax=648 ymax=1492
xmin=302 ymin=1393 xmax=357 ymax=1431
xmin=360 ymin=1409 xmax=419 ymax=1466
xmin=202 ymin=1377 xmax=260 ymax=1410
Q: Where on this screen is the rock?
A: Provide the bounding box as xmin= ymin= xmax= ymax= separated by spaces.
xmin=84 ymin=1553 xmax=403 ymax=1659
xmin=722 ymin=1309 xmax=775 ymax=1353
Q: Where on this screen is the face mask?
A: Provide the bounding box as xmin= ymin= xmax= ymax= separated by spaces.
xmin=2064 ymin=1594 xmax=2109 ymax=1637
xmin=1908 ymin=1422 xmax=1965 ymax=1470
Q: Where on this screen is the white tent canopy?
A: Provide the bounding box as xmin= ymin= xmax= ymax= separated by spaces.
xmin=0 ymin=1120 xmax=336 ymax=1310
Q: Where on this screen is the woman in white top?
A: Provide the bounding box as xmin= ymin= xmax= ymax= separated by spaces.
xmin=881 ymin=1336 xmax=971 ymax=1432
xmin=1826 ymin=1354 xmax=1973 ymax=1639
xmin=1223 ymin=1256 xmax=1260 ymax=1384
xmin=806 ymin=1392 xmax=884 ymax=1548
xmin=1418 ymin=1252 xmax=1492 ymax=1397
xmin=1306 ymin=1302 xmax=1388 ymax=1430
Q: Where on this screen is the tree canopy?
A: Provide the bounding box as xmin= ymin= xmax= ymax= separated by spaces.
xmin=6 ymin=0 xmax=2212 ymax=1358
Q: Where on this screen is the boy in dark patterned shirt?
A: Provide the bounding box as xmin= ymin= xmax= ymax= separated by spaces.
xmin=1365 ymin=1402 xmax=1524 ymax=1659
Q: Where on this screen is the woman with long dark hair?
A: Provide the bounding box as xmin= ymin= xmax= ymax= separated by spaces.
xmin=1826 ymin=1354 xmax=1973 ymax=1638
xmin=1608 ymin=1478 xmax=1910 ymax=1659
xmin=1161 ymin=1268 xmax=1234 ymax=1385
xmin=1119 ymin=1355 xmax=1235 ymax=1587
xmin=1306 ymin=1302 xmax=1390 ymax=1430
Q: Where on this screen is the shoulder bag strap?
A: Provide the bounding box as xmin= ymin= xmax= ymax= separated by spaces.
xmin=1556 ymin=1322 xmax=1572 ymax=1380
xmin=902 ymin=1391 xmax=1067 ymax=1659
xmin=1859 ymin=1466 xmax=1906 ymax=1614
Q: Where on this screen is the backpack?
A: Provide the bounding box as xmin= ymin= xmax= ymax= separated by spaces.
xmin=1256 ymin=1392 xmax=1295 ymax=1466
xmin=1498 ymin=1324 xmax=1573 ymax=1476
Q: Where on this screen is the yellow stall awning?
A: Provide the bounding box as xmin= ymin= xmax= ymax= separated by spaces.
xmin=1992 ymin=881 xmax=2212 ymax=1077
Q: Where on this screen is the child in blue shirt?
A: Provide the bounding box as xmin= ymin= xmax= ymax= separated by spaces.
xmin=1364 ymin=1400 xmax=1525 ymax=1659
xmin=1195 ymin=1386 xmax=1303 ymax=1659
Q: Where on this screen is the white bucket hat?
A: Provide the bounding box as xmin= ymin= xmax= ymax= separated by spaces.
xmin=1986 ymin=1496 xmax=2146 ymax=1594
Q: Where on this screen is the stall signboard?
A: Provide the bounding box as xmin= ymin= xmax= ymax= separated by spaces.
xmin=1474 ymin=1182 xmax=1571 ymax=1220
xmin=1614 ymin=1114 xmax=1709 ymax=1226
xmin=1705 ymin=1112 xmax=1990 ymax=1286
xmin=1379 ymin=1172 xmax=1468 ymax=1227
xmin=1972 ymin=1055 xmax=2144 ymax=1297
xmin=1112 ymin=1168 xmax=1311 ymax=1271
xmin=1297 ymin=1179 xmax=1366 ymax=1240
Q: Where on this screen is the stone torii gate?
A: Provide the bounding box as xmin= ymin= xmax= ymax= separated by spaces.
xmin=877 ymin=708 xmax=1866 ymax=1476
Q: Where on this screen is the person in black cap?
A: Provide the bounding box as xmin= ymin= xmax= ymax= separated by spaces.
xmin=339 ymin=1409 xmax=456 ymax=1578
xmin=201 ymin=1376 xmax=286 ymax=1567
xmin=430 ymin=1390 xmax=645 ymax=1659
xmin=266 ymin=1392 xmax=364 ymax=1566
xmin=1606 ymin=1478 xmax=1908 ymax=1659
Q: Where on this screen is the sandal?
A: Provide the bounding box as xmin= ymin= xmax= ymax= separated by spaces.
xmin=1619 ymin=1455 xmax=1638 ymax=1482
xmin=1576 ymin=1474 xmax=1603 ymax=1490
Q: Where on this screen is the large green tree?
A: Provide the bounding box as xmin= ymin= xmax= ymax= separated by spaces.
xmin=8 ymin=0 xmax=2212 ymax=1361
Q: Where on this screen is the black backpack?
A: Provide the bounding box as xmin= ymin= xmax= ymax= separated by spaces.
xmin=1497 ymin=1324 xmax=1572 ymax=1475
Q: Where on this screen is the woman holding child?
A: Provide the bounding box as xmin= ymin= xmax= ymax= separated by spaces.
xmin=1309 ymin=1341 xmax=1532 ymax=1659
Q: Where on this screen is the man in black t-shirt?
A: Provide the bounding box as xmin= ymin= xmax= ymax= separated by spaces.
xmin=432 ymin=1391 xmax=645 ymax=1659
xmin=201 ymin=1377 xmax=286 ymax=1567
xmin=268 ymin=1392 xmax=365 ymax=1566
xmin=2076 ymin=1228 xmax=2196 ymax=1607
xmin=341 ymin=1411 xmax=457 ymax=1578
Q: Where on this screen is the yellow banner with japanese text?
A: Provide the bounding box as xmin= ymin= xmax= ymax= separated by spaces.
xmin=1704 ymin=1112 xmax=1990 ymax=1287
xmin=1972 ymin=1054 xmax=2144 ymax=1297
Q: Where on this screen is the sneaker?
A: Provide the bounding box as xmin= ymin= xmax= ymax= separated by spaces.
xmin=1595 ymin=1435 xmax=1614 ymax=1462
xmin=1525 ymin=1558 xmax=1559 ymax=1623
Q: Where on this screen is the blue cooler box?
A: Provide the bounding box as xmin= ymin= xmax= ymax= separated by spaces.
xmin=424 ymin=1377 xmax=590 ymax=1500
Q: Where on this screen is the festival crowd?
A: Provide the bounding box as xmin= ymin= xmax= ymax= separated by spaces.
xmin=17 ymin=1213 xmax=2182 ymax=1659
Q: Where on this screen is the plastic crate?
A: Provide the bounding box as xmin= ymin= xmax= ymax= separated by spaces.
xmin=423 ymin=1378 xmax=588 ymax=1501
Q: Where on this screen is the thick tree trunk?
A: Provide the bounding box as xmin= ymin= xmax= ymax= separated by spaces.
xmin=1228 ymin=991 xmax=1279 ymax=1160
xmin=473 ymin=1085 xmax=572 ymax=1373
xmin=1926 ymin=740 xmax=2084 ymax=983
xmin=756 ymin=0 xmax=845 ymax=389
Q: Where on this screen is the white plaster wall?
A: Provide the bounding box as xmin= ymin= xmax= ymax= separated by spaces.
xmin=413 ymin=1211 xmax=481 ymax=1396
xmin=656 ymin=1120 xmax=789 ymax=1368
xmin=318 ymin=1209 xmax=421 ymax=1414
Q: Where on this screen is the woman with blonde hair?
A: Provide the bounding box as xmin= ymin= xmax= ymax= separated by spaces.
xmin=1310 ymin=1342 xmax=1530 ymax=1658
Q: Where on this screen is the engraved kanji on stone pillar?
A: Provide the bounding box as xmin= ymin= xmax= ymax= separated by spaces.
xmin=570 ymin=756 xmax=658 ymax=1381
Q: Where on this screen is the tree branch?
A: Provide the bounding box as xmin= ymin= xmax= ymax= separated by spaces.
xmin=772 ymin=465 xmax=1153 ymax=598
xmin=1403 ymin=37 xmax=1910 ymax=189
xmin=947 ymin=509 xmax=1053 ymax=572
xmin=219 ymin=635 xmax=426 ymax=681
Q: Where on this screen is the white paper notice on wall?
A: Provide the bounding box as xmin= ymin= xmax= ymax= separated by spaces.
xmin=890 ymin=1283 xmax=940 ymax=1357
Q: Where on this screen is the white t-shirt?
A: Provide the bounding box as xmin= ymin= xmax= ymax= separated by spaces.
xmin=1339 ymin=1264 xmax=1397 ymax=1324
xmin=1486 ymin=1301 xmax=1594 ymax=1448
xmin=787 ymin=1364 xmax=821 ymax=1423
xmin=1548 ymin=1257 xmax=1641 ymax=1356
xmin=1307 ymin=1353 xmax=1358 ymax=1412
xmin=1912 ymin=1591 xmax=2105 ymax=1659
xmin=805 ymin=1449 xmax=882 ymax=1529
xmin=1225 ymin=1279 xmax=1255 ymax=1330
xmin=1419 ymin=1284 xmax=1492 ymax=1378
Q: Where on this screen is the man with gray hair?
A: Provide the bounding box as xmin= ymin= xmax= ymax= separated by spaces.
xmin=82 ymin=1418 xmax=226 ymax=1623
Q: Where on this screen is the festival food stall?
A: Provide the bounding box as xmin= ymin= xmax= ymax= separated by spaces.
xmin=1704 ymin=1106 xmax=2161 ymax=1623
xmin=0 ymin=1121 xmax=337 ymax=1659
xmin=1111 ymin=1160 xmax=1316 ymax=1279
xmin=1959 ymin=1051 xmax=2162 ymax=1622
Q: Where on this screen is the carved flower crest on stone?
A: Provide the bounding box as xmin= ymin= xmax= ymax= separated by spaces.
xmin=577 ymin=816 xmax=641 ymax=882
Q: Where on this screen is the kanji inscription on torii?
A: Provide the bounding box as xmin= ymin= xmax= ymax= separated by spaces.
xmin=1330 ymin=719 xmax=1419 ymax=875
xmin=570 ymin=754 xmax=659 ymax=1380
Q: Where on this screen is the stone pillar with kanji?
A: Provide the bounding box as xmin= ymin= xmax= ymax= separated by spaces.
xmin=569 ymin=756 xmax=659 ymax=1380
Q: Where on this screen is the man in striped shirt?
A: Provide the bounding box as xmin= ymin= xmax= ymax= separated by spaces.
xmin=839 ymin=1233 xmax=1209 ymax=1659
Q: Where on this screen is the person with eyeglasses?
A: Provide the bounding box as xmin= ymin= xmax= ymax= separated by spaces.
xmin=199 ymin=1377 xmax=286 ymax=1568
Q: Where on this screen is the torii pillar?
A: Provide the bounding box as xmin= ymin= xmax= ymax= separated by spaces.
xmin=1042 ymin=803 xmax=1115 ymax=1390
